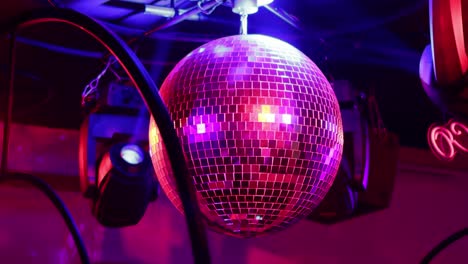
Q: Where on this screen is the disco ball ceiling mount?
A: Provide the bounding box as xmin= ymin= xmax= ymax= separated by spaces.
xmin=229 ymin=0 xmax=275 ymax=15
xmin=149 ymin=34 xmax=343 ymax=238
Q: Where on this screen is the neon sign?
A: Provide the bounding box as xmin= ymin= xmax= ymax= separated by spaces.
xmin=427 ymin=119 xmax=468 ymax=161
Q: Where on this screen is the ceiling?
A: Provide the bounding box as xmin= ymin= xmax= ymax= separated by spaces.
xmin=0 ymin=0 xmax=441 ymax=148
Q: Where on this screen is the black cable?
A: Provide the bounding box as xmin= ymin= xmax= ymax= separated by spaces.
xmin=1 ymin=12 xmax=87 ymax=264
xmin=0 ymin=173 xmax=90 ymax=264
xmin=4 ymin=9 xmax=210 ymax=264
xmin=421 ymin=228 xmax=468 ymax=263
xmin=1 ymin=12 xmax=101 ymax=264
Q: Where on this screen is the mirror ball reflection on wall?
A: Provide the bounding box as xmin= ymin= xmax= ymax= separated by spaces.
xmin=149 ymin=34 xmax=343 ymax=238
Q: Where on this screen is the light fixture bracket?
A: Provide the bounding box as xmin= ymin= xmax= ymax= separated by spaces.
xmin=231 ymin=0 xmax=274 ymax=15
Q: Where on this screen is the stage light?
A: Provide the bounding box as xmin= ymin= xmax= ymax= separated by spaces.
xmin=149 ymin=34 xmax=343 ymax=238
xmin=93 ymin=142 xmax=157 ymax=227
xmin=309 ymin=82 xmax=399 ymax=224
xmin=120 ymin=144 xmax=145 ymax=165
xmin=79 ymin=82 xmax=158 ymax=228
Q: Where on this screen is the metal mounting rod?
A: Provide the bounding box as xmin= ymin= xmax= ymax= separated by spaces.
xmin=240 ymin=13 xmax=248 ymax=35
xmin=145 ymin=5 xmax=201 ymax=20
xmin=104 ymin=0 xmax=204 ymax=21
xmin=143 ymin=0 xmax=221 ymax=38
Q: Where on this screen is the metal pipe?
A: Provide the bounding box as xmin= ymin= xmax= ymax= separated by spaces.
xmin=143 ymin=0 xmax=221 ymax=38
xmin=104 ymin=0 xmax=204 ymax=21
xmin=240 ymin=14 xmax=248 ymax=35
xmin=144 ymin=5 xmax=204 ymax=21
xmin=263 ymin=4 xmax=302 ymax=30
xmin=145 ymin=5 xmax=177 ymax=17
xmin=105 ymin=1 xmax=204 ymax=21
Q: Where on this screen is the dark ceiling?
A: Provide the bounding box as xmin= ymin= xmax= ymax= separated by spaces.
xmin=0 ymin=0 xmax=441 ymax=148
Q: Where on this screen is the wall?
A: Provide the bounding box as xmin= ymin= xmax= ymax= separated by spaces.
xmin=0 ymin=147 xmax=467 ymax=264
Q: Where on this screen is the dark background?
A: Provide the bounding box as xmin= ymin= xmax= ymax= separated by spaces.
xmin=0 ymin=0 xmax=443 ymax=148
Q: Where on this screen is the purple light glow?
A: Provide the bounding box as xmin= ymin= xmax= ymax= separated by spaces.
xmin=149 ymin=34 xmax=343 ymax=238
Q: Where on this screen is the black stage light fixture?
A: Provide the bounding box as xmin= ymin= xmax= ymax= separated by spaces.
xmin=79 ymin=77 xmax=159 ymax=227
xmin=309 ymin=81 xmax=399 ymax=224
xmin=94 ymin=142 xmax=157 ymax=227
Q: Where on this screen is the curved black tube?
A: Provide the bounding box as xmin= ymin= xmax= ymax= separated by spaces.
xmin=0 ymin=173 xmax=90 ymax=264
xmin=421 ymin=228 xmax=468 ymax=263
xmin=1 ymin=8 xmax=210 ymax=264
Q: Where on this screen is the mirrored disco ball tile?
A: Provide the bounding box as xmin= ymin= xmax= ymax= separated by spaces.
xmin=149 ymin=34 xmax=343 ymax=238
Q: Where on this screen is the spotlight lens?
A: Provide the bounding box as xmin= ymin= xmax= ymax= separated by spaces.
xmin=120 ymin=144 xmax=144 ymax=165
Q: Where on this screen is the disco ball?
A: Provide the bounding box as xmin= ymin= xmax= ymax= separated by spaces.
xmin=149 ymin=34 xmax=343 ymax=238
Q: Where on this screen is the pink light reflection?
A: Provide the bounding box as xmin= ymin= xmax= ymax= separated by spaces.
xmin=428 ymin=119 xmax=468 ymax=161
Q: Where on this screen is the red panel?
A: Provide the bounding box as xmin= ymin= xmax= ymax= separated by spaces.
xmin=431 ymin=0 xmax=468 ymax=85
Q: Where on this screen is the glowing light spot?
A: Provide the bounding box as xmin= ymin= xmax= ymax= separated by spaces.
xmin=428 ymin=119 xmax=468 ymax=161
xmin=213 ymin=45 xmax=232 ymax=56
xmin=282 ymin=114 xmax=292 ymax=124
xmin=258 ymin=113 xmax=275 ymax=123
xmin=258 ymin=105 xmax=275 ymax=123
xmin=150 ymin=127 xmax=159 ymax=143
xmin=120 ymin=144 xmax=144 ymax=165
xmin=324 ymin=147 xmax=335 ymax=165
xmin=232 ymin=67 xmax=248 ymax=75
xmin=198 ymin=47 xmax=206 ymax=53
xmin=257 ymin=0 xmax=274 ymax=6
xmin=197 ymin=123 xmax=206 ymax=134
xmin=256 ymin=215 xmax=263 ymax=221
xmin=261 ymin=105 xmax=271 ymax=113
